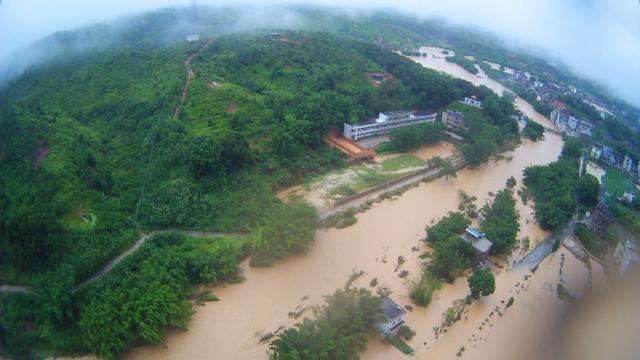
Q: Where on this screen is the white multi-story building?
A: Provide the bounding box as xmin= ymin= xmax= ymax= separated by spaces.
xmin=462 ymin=96 xmax=482 ymax=108
xmin=343 ymin=111 xmax=437 ymax=141
xmin=590 ymin=144 xmax=603 ymax=160
xmin=623 ymin=154 xmax=635 ymax=173
xmin=442 ymin=109 xmax=467 ymax=131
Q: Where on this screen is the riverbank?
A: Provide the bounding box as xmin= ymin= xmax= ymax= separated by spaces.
xmin=118 ymin=131 xmax=568 ymax=359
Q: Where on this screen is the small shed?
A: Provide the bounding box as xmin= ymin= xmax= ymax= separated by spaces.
xmin=461 ymin=227 xmax=493 ymax=257
xmin=373 ymin=297 xmax=406 ymax=335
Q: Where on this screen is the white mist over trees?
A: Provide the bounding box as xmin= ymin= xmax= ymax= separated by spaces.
xmin=0 ymin=0 xmax=639 ymax=106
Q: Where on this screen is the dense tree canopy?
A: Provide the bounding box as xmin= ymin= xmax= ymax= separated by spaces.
xmin=467 ymin=268 xmax=495 ymax=299
xmin=523 ymin=141 xmax=580 ymax=230
xmin=480 ymin=187 xmax=520 ymax=254
xmin=387 ymin=122 xmax=445 ymax=152
xmin=576 ymin=174 xmax=600 ymax=209
xmin=270 ymin=288 xmax=383 ymax=359
xmin=426 ymin=212 xmax=470 ymax=247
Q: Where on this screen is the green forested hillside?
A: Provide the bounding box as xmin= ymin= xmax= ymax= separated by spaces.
xmin=0 ymin=27 xmax=481 ymax=357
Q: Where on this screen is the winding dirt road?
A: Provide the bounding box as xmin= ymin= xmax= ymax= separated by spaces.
xmin=1 ymin=229 xmax=248 ymax=295
xmin=173 ymin=38 xmax=214 ymax=119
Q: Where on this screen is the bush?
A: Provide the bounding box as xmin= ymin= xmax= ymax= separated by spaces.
xmin=270 ymin=288 xmax=383 ymax=359
xmin=407 ymin=272 xmax=441 ymax=306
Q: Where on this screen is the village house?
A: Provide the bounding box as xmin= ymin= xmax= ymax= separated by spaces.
xmin=590 ymin=144 xmax=603 ymax=160
xmin=621 ymin=191 xmax=637 ymax=204
xmin=603 ymin=145 xmax=617 ymax=165
xmin=373 ymin=297 xmax=406 ymax=336
xmin=343 ymin=111 xmax=437 ymax=141
xmin=623 ymin=154 xmax=635 ymax=174
xmin=612 ymin=239 xmax=639 ymax=276
xmin=461 ymin=227 xmax=493 ymax=257
xmin=462 ymin=96 xmax=482 ymax=108
xmin=588 ymin=202 xmax=614 ymax=236
xmin=441 ymin=109 xmax=466 ymax=131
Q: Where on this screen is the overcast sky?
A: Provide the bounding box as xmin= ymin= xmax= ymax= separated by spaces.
xmin=1 ymin=0 xmax=639 ymax=107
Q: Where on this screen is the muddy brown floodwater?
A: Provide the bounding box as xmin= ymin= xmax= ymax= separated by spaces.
xmin=408 ymin=47 xmax=555 ymax=129
xmin=94 ymin=46 xmax=597 ymax=360
xmin=116 ymin=132 xmax=580 ymax=360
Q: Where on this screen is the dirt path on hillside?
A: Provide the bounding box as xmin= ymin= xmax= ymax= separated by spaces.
xmin=173 ymin=38 xmax=214 ymax=119
xmin=0 ymin=229 xmax=248 ymax=295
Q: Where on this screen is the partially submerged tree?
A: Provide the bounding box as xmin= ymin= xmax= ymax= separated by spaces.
xmin=467 ymin=268 xmax=495 ymax=299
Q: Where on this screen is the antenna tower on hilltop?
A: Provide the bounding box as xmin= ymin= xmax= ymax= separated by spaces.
xmin=186 ymin=0 xmax=200 ymax=42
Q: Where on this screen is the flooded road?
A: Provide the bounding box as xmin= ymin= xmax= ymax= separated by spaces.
xmin=123 ymin=133 xmax=571 ymax=360
xmin=408 ymin=47 xmax=556 ymax=129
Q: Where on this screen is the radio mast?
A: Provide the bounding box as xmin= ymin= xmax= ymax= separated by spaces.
xmin=185 ymin=0 xmax=200 ymax=42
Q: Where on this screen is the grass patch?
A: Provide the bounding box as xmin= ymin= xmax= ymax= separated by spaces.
xmin=353 ymin=168 xmax=402 ymax=191
xmin=385 ymin=334 xmax=414 ymax=355
xmin=380 ymin=155 xmax=425 ymax=172
xmin=603 ymin=168 xmax=637 ymax=198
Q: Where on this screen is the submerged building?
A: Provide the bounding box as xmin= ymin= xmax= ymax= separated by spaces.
xmin=343 ymin=111 xmax=437 ymax=141
xmin=373 ymin=297 xmax=407 ymax=336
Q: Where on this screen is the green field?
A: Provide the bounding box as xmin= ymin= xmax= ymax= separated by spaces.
xmin=603 ymin=168 xmax=637 ymax=197
xmin=380 ymin=155 xmax=425 ymax=171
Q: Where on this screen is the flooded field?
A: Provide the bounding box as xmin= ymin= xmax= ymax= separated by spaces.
xmin=278 ymin=141 xmax=456 ymax=212
xmin=408 ymin=47 xmax=555 ymax=129
xmin=119 ymin=132 xmax=580 ymax=360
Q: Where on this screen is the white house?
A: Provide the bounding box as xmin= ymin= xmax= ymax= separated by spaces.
xmin=623 ymin=154 xmax=634 ymax=174
xmin=343 ymin=111 xmax=437 ymax=141
xmin=185 ymin=33 xmax=200 ymax=42
xmin=373 ymin=297 xmax=406 ymax=336
xmin=590 ymin=144 xmax=603 ymax=160
xmin=462 ymin=96 xmax=482 ymax=108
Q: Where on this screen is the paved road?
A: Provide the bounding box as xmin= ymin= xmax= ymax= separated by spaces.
xmin=512 ymin=220 xmax=585 ymax=270
xmin=1 ymin=229 xmax=248 ymax=295
xmin=321 ymin=156 xmax=465 ymax=219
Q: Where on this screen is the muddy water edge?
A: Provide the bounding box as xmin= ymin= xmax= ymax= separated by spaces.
xmin=117 ymin=48 xmax=594 ymax=360
xmin=116 ymin=131 xmax=583 ymax=360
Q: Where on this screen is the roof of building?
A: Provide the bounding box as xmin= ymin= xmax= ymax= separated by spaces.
xmin=381 ymin=110 xmax=412 ymax=117
xmin=381 ymin=297 xmax=405 ymax=319
xmin=465 ymin=227 xmax=484 ymax=239
xmin=413 ymin=110 xmax=437 ymax=117
xmin=553 ymin=100 xmax=567 ymax=111
xmin=462 ymin=228 xmax=493 ymax=254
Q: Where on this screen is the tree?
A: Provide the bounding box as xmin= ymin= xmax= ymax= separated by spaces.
xmin=506 ymin=176 xmax=517 ymax=190
xmin=523 ymin=120 xmax=544 ymax=141
xmin=250 ymin=202 xmax=318 ymax=267
xmin=5 ymin=200 xmax=67 ymax=271
xmin=468 ymin=268 xmax=495 ymax=299
xmin=188 ymin=135 xmax=223 ymax=177
xmin=428 ymin=156 xmax=457 ymax=179
xmin=426 ymin=212 xmax=470 ymax=247
xmin=270 ymin=288 xmax=383 ymax=359
xmin=576 ymin=174 xmax=600 ymax=208
xmin=480 ymin=188 xmax=520 ymax=254
xmin=561 ymin=137 xmax=583 ymax=160
xmin=430 ymin=237 xmax=475 ymax=282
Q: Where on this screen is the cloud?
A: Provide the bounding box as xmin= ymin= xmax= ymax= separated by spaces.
xmin=1 ymin=0 xmax=639 ymax=107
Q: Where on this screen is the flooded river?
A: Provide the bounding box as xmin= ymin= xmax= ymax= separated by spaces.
xmin=114 ymin=47 xmax=597 ymax=360
xmin=408 ymin=47 xmax=556 ymax=129
xmin=121 ymin=133 xmax=581 ymax=360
